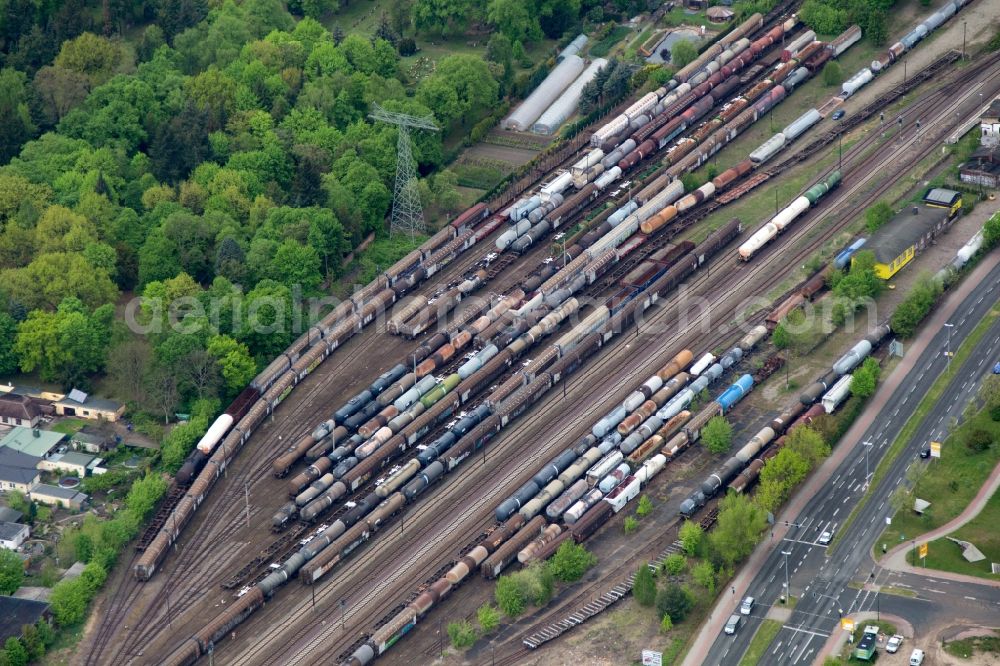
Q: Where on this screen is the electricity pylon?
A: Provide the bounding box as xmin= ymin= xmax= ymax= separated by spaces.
xmin=369 ymin=103 xmax=439 ymax=239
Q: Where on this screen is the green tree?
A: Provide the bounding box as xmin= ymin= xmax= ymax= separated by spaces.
xmin=679 ymin=520 xmax=702 ymax=557
xmin=477 ymin=604 xmax=500 ymax=633
xmin=663 ymin=553 xmax=687 ymax=576
xmin=54 ymin=32 xmax=128 ymax=87
xmin=865 ymin=201 xmax=893 ymax=233
xmin=709 ymin=493 xmax=768 ymax=566
xmin=656 ymin=583 xmax=694 ymax=623
xmin=487 ymin=0 xmax=542 ymax=44
xmin=701 ymin=416 xmax=733 ymax=454
xmin=0 ymin=312 xmax=19 ymax=375
xmin=890 ymin=273 xmax=942 ymax=338
xmin=850 ymin=357 xmax=881 ymax=399
xmin=785 ymin=426 xmax=829 ymax=469
xmin=633 ymin=563 xmax=657 ymax=606
xmin=671 ymin=40 xmax=698 ymax=68
xmin=660 ymin=613 xmax=673 ymax=633
xmin=772 ymin=322 xmax=791 ymax=350
xmin=447 ymin=619 xmax=477 ymax=649
xmin=636 ymin=494 xmax=653 ymax=517
xmin=624 ymin=516 xmax=639 ymax=534
xmin=0 ymin=549 xmax=24 ymax=595
xmin=495 ymin=575 xmax=526 ymax=617
xmin=547 ymin=541 xmax=597 ymax=582
xmin=206 ymin=335 xmax=257 ymax=395
xmin=2 ymin=253 xmax=118 ymax=311
xmin=14 ymin=298 xmax=113 ymax=386
xmin=20 ymin=623 xmax=44 ymax=661
xmin=413 ymin=0 xmax=473 ymax=35
xmin=4 ymin=637 xmax=28 ymax=666
xmin=985 ymin=211 xmax=1000 ymax=250
xmin=0 ymin=68 xmax=37 ymax=163
xmin=49 ymin=577 xmax=89 ymax=625
xmin=821 ymin=61 xmax=843 ymax=87
xmin=692 ymin=560 xmax=716 ymax=595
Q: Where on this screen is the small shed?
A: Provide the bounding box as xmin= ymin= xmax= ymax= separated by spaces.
xmin=0 ymin=596 xmax=51 ymax=644
xmin=707 ymin=6 xmax=735 ymax=22
xmin=0 ymin=522 xmax=29 ymax=550
xmin=922 ymin=187 xmax=962 ymax=214
xmin=71 ymin=430 xmax=110 ymax=454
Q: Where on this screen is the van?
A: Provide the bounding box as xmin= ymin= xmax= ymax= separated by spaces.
xmin=909 ymin=648 xmax=924 ymax=665
xmin=724 ymin=614 xmax=742 ymax=635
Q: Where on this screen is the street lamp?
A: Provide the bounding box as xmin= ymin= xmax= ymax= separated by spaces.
xmin=781 ymin=550 xmax=792 ymax=603
xmin=863 ymin=441 xmax=874 ymax=485
xmin=944 ymin=323 xmax=954 ymax=365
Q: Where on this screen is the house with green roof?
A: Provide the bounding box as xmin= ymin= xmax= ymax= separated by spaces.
xmin=0 ymin=427 xmax=66 ymax=459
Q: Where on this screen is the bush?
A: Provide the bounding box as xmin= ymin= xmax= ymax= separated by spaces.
xmin=671 ymin=40 xmax=697 ymax=68
xmin=624 ymin=516 xmax=639 ymax=534
xmin=477 ymin=604 xmax=500 ymax=633
xmin=701 ymin=416 xmax=733 ymax=454
xmin=660 ymin=613 xmax=674 ymax=633
xmin=398 ymin=38 xmax=416 ymax=56
xmin=865 ymin=201 xmax=892 ymax=233
xmin=447 ymin=620 xmax=477 ymax=649
xmin=547 ymin=541 xmax=596 ymax=582
xmin=495 ymin=576 xmax=525 ymax=617
xmin=890 ymin=273 xmax=942 ymax=338
xmin=822 ymin=61 xmax=843 ymax=87
xmin=663 ymin=553 xmax=687 ymax=576
xmin=0 ymin=549 xmax=24 ymax=595
xmin=679 ymin=520 xmax=702 ymax=556
xmin=692 ymin=560 xmax=716 ymax=595
xmin=634 ymin=563 xmax=657 ymax=606
xmin=656 ymin=583 xmax=694 ymax=623
xmin=636 ymin=495 xmax=653 ymax=517
xmin=850 ymin=357 xmax=881 ymax=399
xmin=965 ymin=428 xmax=992 ymax=453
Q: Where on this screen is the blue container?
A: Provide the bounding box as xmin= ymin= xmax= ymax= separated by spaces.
xmin=716 ymin=374 xmax=754 ymax=412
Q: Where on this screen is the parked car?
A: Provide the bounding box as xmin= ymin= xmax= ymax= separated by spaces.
xmin=993 ymin=361 xmax=1000 ymax=374
xmin=724 ymin=614 xmax=742 ymax=635
xmin=740 ymin=596 xmax=755 ymax=615
xmin=887 ymin=635 xmax=904 ymax=653
xmin=910 ymin=648 xmax=925 ymax=665
xmin=818 ymin=530 xmax=833 ymax=545
xmin=919 ymin=445 xmax=931 ymax=459
xmin=832 ymin=109 xmax=846 ymax=120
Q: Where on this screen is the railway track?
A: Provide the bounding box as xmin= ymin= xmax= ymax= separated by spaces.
xmin=285 ymin=53 xmax=1000 ymax=664
xmin=112 ymin=14 xmax=997 ymax=664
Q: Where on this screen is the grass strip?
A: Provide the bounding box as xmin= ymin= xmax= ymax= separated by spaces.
xmin=738 ymin=619 xmax=783 ymax=666
xmin=834 ymin=302 xmax=1000 ymax=547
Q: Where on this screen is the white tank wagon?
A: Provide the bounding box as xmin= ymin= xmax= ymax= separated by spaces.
xmin=532 ymin=58 xmax=608 ymax=135
xmin=503 ymin=55 xmax=585 ymax=131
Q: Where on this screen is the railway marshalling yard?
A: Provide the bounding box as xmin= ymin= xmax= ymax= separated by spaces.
xmin=82 ymin=5 xmax=1000 ymax=666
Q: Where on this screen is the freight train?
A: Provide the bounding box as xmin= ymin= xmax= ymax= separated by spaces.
xmin=679 ymin=323 xmax=891 ymax=516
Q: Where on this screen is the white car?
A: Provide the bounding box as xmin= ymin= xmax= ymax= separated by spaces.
xmin=818 ymin=531 xmax=833 ymax=545
xmin=910 ymin=648 xmax=924 ymax=665
xmin=886 ymin=634 xmax=904 ymax=653
xmin=740 ymin=596 xmax=755 ymax=615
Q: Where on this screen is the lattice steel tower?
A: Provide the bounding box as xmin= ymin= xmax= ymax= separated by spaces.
xmin=369 ymin=103 xmax=439 ymax=239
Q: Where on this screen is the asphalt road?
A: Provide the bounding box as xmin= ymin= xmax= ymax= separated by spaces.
xmin=701 ymin=259 xmax=1000 ymax=666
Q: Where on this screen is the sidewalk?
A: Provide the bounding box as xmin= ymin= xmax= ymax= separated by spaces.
xmin=879 ymin=457 xmax=1000 ymax=588
xmin=811 ymin=612 xmax=915 ymax=666
xmin=680 ymin=249 xmax=1000 ymax=666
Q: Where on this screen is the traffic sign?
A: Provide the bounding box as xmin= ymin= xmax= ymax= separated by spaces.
xmin=919 ymin=543 xmax=928 ymax=559
xmin=930 ymin=441 xmax=942 ymax=458
xmin=642 ymin=649 xmax=662 ymax=666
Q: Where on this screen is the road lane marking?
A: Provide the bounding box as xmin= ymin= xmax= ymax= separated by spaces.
xmin=781 ymin=626 xmax=830 ymax=638
xmin=965 ymin=595 xmax=977 ymax=600
xmin=927 ymin=589 xmax=946 ymax=594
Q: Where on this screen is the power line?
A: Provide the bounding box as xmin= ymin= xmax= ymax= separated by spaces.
xmin=369 ymin=103 xmax=439 ymax=239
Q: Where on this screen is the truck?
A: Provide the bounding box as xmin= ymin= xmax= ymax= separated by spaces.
xmin=854 ymin=625 xmax=880 ymax=660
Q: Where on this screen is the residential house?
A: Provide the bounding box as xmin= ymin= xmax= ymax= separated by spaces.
xmin=0 ymin=394 xmax=41 ymax=429
xmin=52 ymin=389 xmax=125 ymax=422
xmin=0 ymin=596 xmax=51 ymax=644
xmin=28 ymin=484 xmax=87 ymax=510
xmin=0 ymin=427 xmax=66 ymax=459
xmin=37 ymin=452 xmax=100 ymax=477
xmin=0 ymin=449 xmax=40 ymax=494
